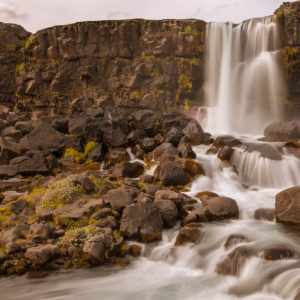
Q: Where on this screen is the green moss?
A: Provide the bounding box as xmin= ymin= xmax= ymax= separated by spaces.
xmin=0 ymin=206 xmax=13 ymax=228
xmin=38 ymin=179 xmax=84 ymax=210
xmin=130 ymin=88 xmax=146 ymax=100
xmin=141 ymin=52 xmax=155 ymax=61
xmin=137 ymin=181 xmax=147 ymax=190
xmin=184 ymin=26 xmax=198 ymax=36
xmin=60 ymin=226 xmax=96 ymax=247
xmin=151 ymin=89 xmax=164 ymax=98
xmin=64 ymin=141 xmax=99 ymax=164
xmin=184 ymin=98 xmax=190 ymax=110
xmin=88 ymin=176 xmax=118 ymax=190
xmin=15 ymin=63 xmax=25 ymax=74
xmin=151 ymin=68 xmax=163 ymax=77
xmin=178 ymin=74 xmax=192 ymax=91
xmin=25 ymin=35 xmax=36 ymax=50
xmin=6 ymin=44 xmax=16 ymax=52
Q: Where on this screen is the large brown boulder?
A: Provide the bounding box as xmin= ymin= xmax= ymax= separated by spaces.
xmin=175 ymin=227 xmax=201 ymax=246
xmin=113 ymin=161 xmax=144 ymax=178
xmin=25 ymin=244 xmax=59 ymax=266
xmin=159 ymin=161 xmax=189 ymax=186
xmin=206 ymin=197 xmax=239 ymax=221
xmin=105 ymin=188 xmax=137 ymax=211
xmin=120 ymin=199 xmax=163 ymax=242
xmin=263 ymin=121 xmax=300 ymax=142
xmin=276 ymin=186 xmax=300 ymax=224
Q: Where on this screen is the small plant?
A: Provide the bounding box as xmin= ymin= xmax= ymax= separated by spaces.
xmin=178 ymin=74 xmax=192 ymax=91
xmin=151 ymin=68 xmax=163 ymax=77
xmin=0 ymin=207 xmax=13 ymax=228
xmin=15 ymin=63 xmax=25 ymax=74
xmin=141 ymin=52 xmax=155 ymax=61
xmin=25 ymin=34 xmax=36 ymax=50
xmin=64 ymin=141 xmax=99 ymax=164
xmin=184 ymin=26 xmax=198 ymax=36
xmin=130 ymin=88 xmax=146 ymax=100
xmin=6 ymin=44 xmax=16 ymax=52
xmin=39 ymin=179 xmax=83 ymax=210
xmin=60 ymin=226 xmax=96 ymax=247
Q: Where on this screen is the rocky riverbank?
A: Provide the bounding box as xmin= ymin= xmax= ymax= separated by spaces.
xmin=0 ymin=104 xmax=299 ymax=282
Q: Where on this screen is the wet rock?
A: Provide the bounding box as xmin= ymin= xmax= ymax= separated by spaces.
xmin=181 ymin=119 xmax=205 ymax=145
xmin=184 ymin=206 xmax=209 ymax=224
xmin=175 ymin=227 xmax=201 ymax=246
xmin=20 ymin=123 xmax=65 ymax=153
xmin=206 ymin=197 xmax=239 ymax=221
xmin=206 ymin=147 xmax=218 ymax=155
xmin=259 ymin=246 xmax=294 ymax=261
xmin=159 ymin=161 xmax=189 ymax=186
xmin=216 ymin=246 xmax=251 ymax=276
xmin=155 ymin=199 xmax=178 ymax=227
xmin=224 ymin=234 xmax=250 ymax=250
xmin=104 ymin=148 xmax=130 ymax=166
xmin=165 ymin=127 xmax=184 ymax=146
xmin=283 ymin=141 xmax=300 ymax=159
xmin=254 ymin=208 xmax=275 ymax=221
xmin=175 ymin=157 xmax=205 ymax=178
xmin=178 ymin=142 xmax=196 ymax=159
xmin=263 ymin=121 xmax=300 ymax=142
xmin=245 ymin=143 xmax=282 ymax=160
xmin=195 ymin=191 xmax=219 ymax=206
xmin=217 ymin=146 xmax=234 ymax=162
xmin=106 ymin=188 xmax=137 ymax=211
xmin=120 ymin=200 xmax=163 ymax=242
xmin=113 ymin=161 xmax=144 ymax=178
xmin=25 ymin=244 xmax=59 ymax=265
xmin=127 ymin=244 xmax=142 ymax=257
xmin=213 ymin=135 xmax=242 ymax=148
xmin=275 ymin=186 xmax=300 ymax=225
xmin=155 ymin=190 xmax=184 ymax=209
xmin=83 ymin=228 xmax=113 ymax=264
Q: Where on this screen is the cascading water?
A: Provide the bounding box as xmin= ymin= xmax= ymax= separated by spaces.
xmin=201 ymin=16 xmax=285 ymax=134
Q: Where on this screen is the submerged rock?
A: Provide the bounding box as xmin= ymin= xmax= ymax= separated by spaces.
xmin=254 ymin=208 xmax=275 ymax=221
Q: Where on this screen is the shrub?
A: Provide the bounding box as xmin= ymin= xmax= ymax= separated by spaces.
xmin=64 ymin=141 xmax=99 ymax=164
xmin=60 ymin=226 xmax=96 ymax=247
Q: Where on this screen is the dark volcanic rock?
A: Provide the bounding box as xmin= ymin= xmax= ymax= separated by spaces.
xmin=25 ymin=244 xmax=59 ymax=266
xmin=276 ymin=186 xmax=300 ymax=225
xmin=175 ymin=227 xmax=201 ymax=246
xmin=120 ymin=200 xmax=163 ymax=242
xmin=159 ymin=161 xmax=189 ymax=186
xmin=213 ymin=135 xmax=242 ymax=148
xmin=113 ymin=161 xmax=144 ymax=178
xmin=106 ymin=188 xmax=137 ymax=211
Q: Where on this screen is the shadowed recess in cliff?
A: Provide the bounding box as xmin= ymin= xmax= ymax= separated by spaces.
xmin=200 ymin=15 xmax=286 ymax=134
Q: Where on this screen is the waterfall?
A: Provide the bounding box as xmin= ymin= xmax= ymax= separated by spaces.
xmin=201 ymin=16 xmax=285 ymax=134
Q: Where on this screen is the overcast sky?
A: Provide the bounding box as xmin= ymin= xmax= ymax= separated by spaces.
xmin=0 ymin=0 xmax=294 ymax=33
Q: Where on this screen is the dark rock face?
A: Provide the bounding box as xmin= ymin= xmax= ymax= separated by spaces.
xmin=175 ymin=227 xmax=201 ymax=246
xmin=0 ymin=20 xmax=205 ymax=113
xmin=275 ymin=186 xmax=300 ymax=225
xmin=113 ymin=161 xmax=144 ymax=178
xmin=159 ymin=161 xmax=189 ymax=186
xmin=120 ymin=200 xmax=163 ymax=242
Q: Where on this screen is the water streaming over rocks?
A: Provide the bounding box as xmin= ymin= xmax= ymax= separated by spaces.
xmin=0 ymin=16 xmax=299 ymax=300
xmin=201 ymin=16 xmax=285 ymax=134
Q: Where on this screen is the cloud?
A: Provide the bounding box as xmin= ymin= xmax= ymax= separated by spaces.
xmin=107 ymin=10 xmax=131 ymax=19
xmin=0 ymin=1 xmax=28 ymax=21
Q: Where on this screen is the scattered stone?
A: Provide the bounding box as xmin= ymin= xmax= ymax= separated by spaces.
xmin=206 ymin=197 xmax=239 ymax=221
xmin=106 ymin=188 xmax=137 ymax=211
xmin=175 ymin=227 xmax=201 ymax=246
xmin=155 ymin=199 xmax=178 ymax=227
xmin=159 ymin=161 xmax=189 ymax=186
xmin=254 ymin=208 xmax=275 ymax=221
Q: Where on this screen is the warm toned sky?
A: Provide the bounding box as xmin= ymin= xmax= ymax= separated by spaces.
xmin=0 ymin=0 xmax=294 ymax=33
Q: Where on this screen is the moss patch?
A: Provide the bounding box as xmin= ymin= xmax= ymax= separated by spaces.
xmin=64 ymin=141 xmax=99 ymax=164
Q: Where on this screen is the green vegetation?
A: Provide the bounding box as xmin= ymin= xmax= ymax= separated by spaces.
xmin=178 ymin=74 xmax=192 ymax=91
xmin=25 ymin=34 xmax=36 ymax=50
xmin=60 ymin=226 xmax=96 ymax=247
xmin=0 ymin=206 xmax=13 ymax=228
xmin=89 ymin=176 xmax=119 ymax=190
xmin=141 ymin=52 xmax=155 ymax=61
xmin=184 ymin=26 xmax=198 ymax=36
xmin=6 ymin=44 xmax=16 ymax=52
xmin=15 ymin=63 xmax=25 ymax=74
xmin=130 ymin=88 xmax=147 ymax=100
xmin=64 ymin=141 xmax=99 ymax=164
xmin=38 ymin=179 xmax=83 ymax=210
xmin=151 ymin=67 xmax=163 ymax=77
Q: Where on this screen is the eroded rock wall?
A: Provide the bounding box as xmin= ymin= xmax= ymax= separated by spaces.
xmin=0 ymin=20 xmax=205 ymax=114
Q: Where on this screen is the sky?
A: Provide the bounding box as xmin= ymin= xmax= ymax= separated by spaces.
xmin=0 ymin=0 xmax=295 ymax=33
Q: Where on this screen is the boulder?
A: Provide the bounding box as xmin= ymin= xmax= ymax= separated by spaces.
xmin=104 ymin=148 xmax=130 ymax=166
xmin=25 ymin=244 xmax=59 ymax=265
xmin=155 ymin=199 xmax=178 ymax=227
xmin=165 ymin=127 xmax=184 ymax=146
xmin=113 ymin=161 xmax=144 ymax=178
xmin=175 ymin=157 xmax=205 ymax=178
xmin=51 ymin=117 xmax=69 ymax=134
xmin=148 ymin=142 xmax=179 ymax=161
xmin=159 ymin=161 xmax=189 ymax=186
xmin=263 ymin=121 xmax=300 ymax=142
xmin=0 ymin=165 xmax=17 ymax=178
xmin=0 ymin=137 xmax=22 ymax=164
xmin=83 ymin=228 xmax=114 ymax=263
xmin=216 ymin=246 xmax=251 ymax=276
xmin=91 ymin=208 xmax=113 ymax=219
xmin=178 ymin=142 xmax=196 ymax=159
xmin=65 ymin=135 xmax=84 ymax=152
xmin=195 ymin=191 xmax=219 ymax=206
xmin=30 ymin=223 xmax=56 ymax=239
xmin=224 ymin=234 xmax=250 ymax=250
xmin=254 ymin=208 xmax=275 ymax=221
xmin=15 ymin=121 xmax=34 ymax=134
xmin=217 ymin=146 xmax=234 ymax=162
xmin=245 ymin=143 xmax=282 ymax=160
xmin=6 ymin=242 xmax=21 ymax=254
xmin=275 ymin=186 xmax=300 ymax=224
xmin=132 ymin=109 xmax=160 ymax=135
xmin=127 ymin=244 xmax=142 ymax=257
xmin=87 ymin=144 xmax=104 ymax=162
xmin=106 ymin=188 xmax=137 ymax=211
xmin=140 ymin=137 xmax=158 ymax=152
xmin=182 ymin=119 xmax=205 ymax=145
xmin=206 ymin=197 xmax=239 ymax=221
xmin=98 ymin=216 xmax=118 ymax=229
xmin=120 ymin=200 xmax=163 ymax=242
xmin=19 ymin=123 xmax=65 ymax=154
xmin=0 ymin=224 xmax=29 ymax=243
xmin=1 ymin=126 xmax=23 ymax=140
xmin=175 ymin=227 xmax=201 ymax=246
xmin=213 ymin=135 xmax=242 ymax=148
xmin=184 ymin=206 xmax=209 ymax=224
xmin=259 ymin=246 xmax=294 ymax=261
xmin=9 ymin=198 xmax=29 ymax=214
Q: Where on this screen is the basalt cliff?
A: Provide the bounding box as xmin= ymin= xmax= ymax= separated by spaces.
xmin=0 ymin=2 xmax=299 ymax=116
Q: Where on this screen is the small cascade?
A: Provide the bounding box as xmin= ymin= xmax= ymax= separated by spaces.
xmin=202 ymin=16 xmax=285 ymax=134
